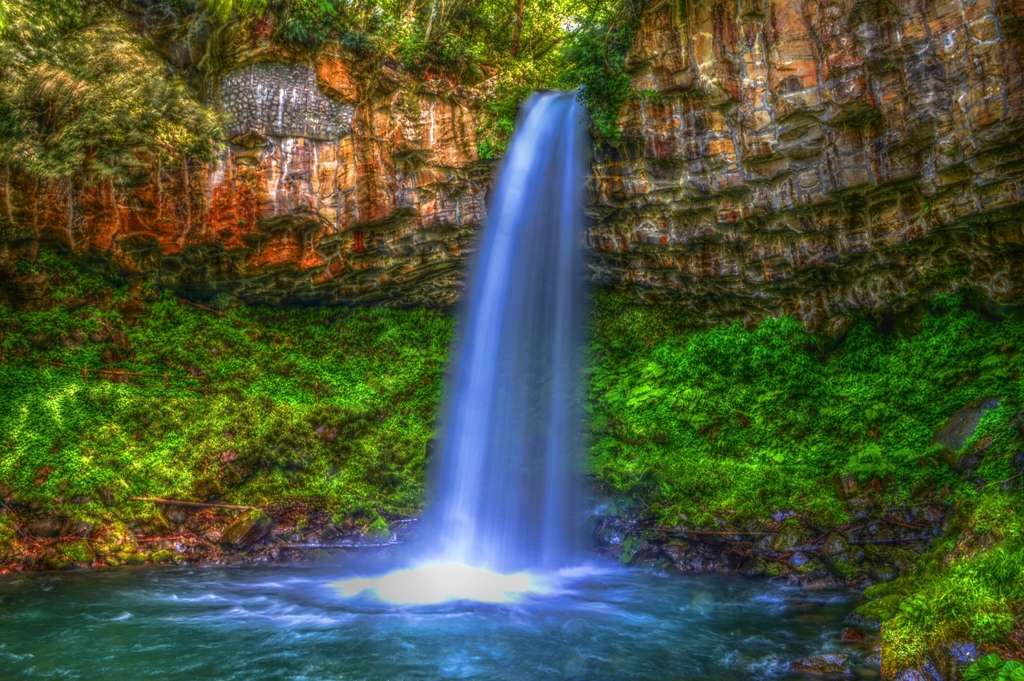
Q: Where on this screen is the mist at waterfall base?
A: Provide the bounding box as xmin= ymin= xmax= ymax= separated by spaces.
xmin=334 ymin=90 xmax=589 ymax=605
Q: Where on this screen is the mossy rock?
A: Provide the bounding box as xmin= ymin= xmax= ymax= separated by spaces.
xmin=365 ymin=517 xmax=391 ymax=542
xmin=150 ymin=549 xmax=174 ymax=563
xmin=124 ymin=552 xmax=148 ymax=565
xmin=773 ymin=519 xmax=805 ymax=552
xmin=59 ymin=539 xmax=95 ymax=565
xmin=221 ymin=509 xmax=274 ymax=549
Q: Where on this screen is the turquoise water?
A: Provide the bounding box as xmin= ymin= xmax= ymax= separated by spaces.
xmin=0 ymin=561 xmax=870 ymax=680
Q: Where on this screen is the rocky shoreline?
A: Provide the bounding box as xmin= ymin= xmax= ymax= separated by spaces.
xmin=0 ymin=498 xmax=415 ymax=574
xmin=0 ymin=481 xmax=1004 ymax=680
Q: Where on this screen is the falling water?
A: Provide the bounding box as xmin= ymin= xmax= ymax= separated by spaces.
xmin=425 ymin=90 xmax=590 ymax=572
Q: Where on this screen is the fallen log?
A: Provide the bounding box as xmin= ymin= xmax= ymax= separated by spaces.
xmin=132 ymin=497 xmax=254 ymax=511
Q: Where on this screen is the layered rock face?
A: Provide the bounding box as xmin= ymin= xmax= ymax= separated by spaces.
xmin=4 ymin=2 xmax=1024 ymax=320
xmin=590 ymin=0 xmax=1024 ymax=327
xmin=0 ymin=47 xmax=488 ymax=307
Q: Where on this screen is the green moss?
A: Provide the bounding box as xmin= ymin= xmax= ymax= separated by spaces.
xmin=587 ymin=290 xmax=1023 ymax=525
xmin=586 ymin=288 xmax=1024 ymax=671
xmin=365 ymin=516 xmax=390 ymax=541
xmin=59 ymin=539 xmax=94 ymax=564
xmin=0 ymin=251 xmax=453 ymax=523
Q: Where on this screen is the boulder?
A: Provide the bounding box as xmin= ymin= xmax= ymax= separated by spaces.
xmin=933 ymin=398 xmax=1000 ymax=469
xmin=773 ymin=519 xmax=805 ymax=552
xmin=220 ymin=509 xmax=274 ymax=549
xmin=28 ymin=518 xmax=64 ymax=538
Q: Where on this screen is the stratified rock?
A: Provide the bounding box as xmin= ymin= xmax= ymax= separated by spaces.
xmin=589 ymin=0 xmax=1024 ymax=328
xmin=220 ymin=509 xmax=274 ymax=549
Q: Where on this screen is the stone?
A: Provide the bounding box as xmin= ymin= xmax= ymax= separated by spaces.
xmin=773 ymin=519 xmax=805 ymax=552
xmin=28 ymin=518 xmax=63 ymax=538
xmin=58 ymin=539 xmax=95 ymax=566
xmin=933 ymin=398 xmax=1000 ymax=468
xmin=6 ymin=2 xmax=1024 ymax=321
xmin=822 ymin=533 xmax=854 ymax=577
xmin=661 ymin=539 xmax=691 ymax=565
xmin=365 ymin=518 xmax=390 ymax=542
xmin=220 ymin=509 xmax=274 ymax=549
xmin=789 ymin=654 xmax=851 ymax=676
xmin=841 ymin=628 xmax=869 ymax=643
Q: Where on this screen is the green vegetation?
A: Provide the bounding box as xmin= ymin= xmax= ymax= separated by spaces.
xmin=588 ymin=291 xmax=1022 ymax=524
xmin=0 ymin=251 xmax=453 ymax=524
xmin=0 ymin=0 xmax=648 ymax=190
xmin=589 ymin=289 xmax=1024 ymax=672
xmin=965 ymin=655 xmax=1024 ymax=681
xmin=7 ymin=253 xmax=1024 ymax=670
xmin=0 ymin=0 xmax=218 ymax=189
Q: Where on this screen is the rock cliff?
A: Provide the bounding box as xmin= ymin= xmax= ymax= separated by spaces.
xmin=3 ymin=0 xmax=1024 ymax=323
xmin=589 ymin=0 xmax=1024 ymax=327
xmin=1 ymin=44 xmax=489 ymax=308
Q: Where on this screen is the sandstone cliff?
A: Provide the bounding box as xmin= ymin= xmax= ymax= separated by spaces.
xmin=1 ymin=43 xmax=489 ymax=308
xmin=590 ymin=0 xmax=1024 ymax=327
xmin=4 ymin=0 xmax=1024 ymax=325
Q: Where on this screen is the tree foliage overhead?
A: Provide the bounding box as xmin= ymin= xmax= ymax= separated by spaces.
xmin=194 ymin=0 xmax=645 ymax=148
xmin=0 ymin=0 xmax=218 ymax=187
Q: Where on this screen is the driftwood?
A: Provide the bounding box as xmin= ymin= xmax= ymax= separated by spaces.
xmin=132 ymin=497 xmax=254 ymax=510
xmin=277 ymin=542 xmax=399 ymax=550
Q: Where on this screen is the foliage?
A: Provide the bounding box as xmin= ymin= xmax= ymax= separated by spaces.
xmin=587 ymin=290 xmax=1024 ymax=527
xmin=557 ymin=1 xmax=643 ymax=139
xmin=859 ymin=487 xmax=1024 ymax=674
xmin=587 ymin=289 xmax=1024 ymax=670
xmin=0 ymin=0 xmax=218 ymax=185
xmin=0 ymin=252 xmax=453 ymax=522
xmin=965 ymin=655 xmax=1024 ymax=681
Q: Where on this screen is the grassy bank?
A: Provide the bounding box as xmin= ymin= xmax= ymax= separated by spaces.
xmin=0 ymin=251 xmax=453 ymax=529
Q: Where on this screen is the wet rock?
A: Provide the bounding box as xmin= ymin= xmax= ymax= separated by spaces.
xmin=788 ymin=552 xmax=811 ymax=569
xmin=773 ymin=519 xmax=805 ymax=552
xmin=94 ymin=522 xmax=138 ymax=562
xmin=28 ymin=518 xmax=63 ymax=538
xmin=365 ymin=518 xmax=390 ymax=542
xmin=220 ymin=509 xmax=274 ymax=549
xmin=822 ymin=533 xmax=854 ymax=578
xmin=841 ymin=628 xmax=869 ymax=643
xmin=947 ymin=641 xmax=980 ymax=666
xmin=933 ymin=399 xmax=1000 ymax=469
xmin=57 ymin=539 xmax=95 ymax=567
xmin=321 ymin=524 xmax=344 ymax=542
xmin=165 ymin=508 xmax=187 ymax=525
xmin=789 ymin=653 xmax=851 ymax=676
xmin=142 ymin=513 xmax=170 ymax=537
xmin=893 ymin=660 xmax=941 ymax=681
xmin=843 ymin=612 xmax=881 ymax=634
xmin=661 ymin=539 xmax=690 ymax=565
xmin=868 ymin=565 xmax=899 ymax=583
xmin=739 ymin=558 xmax=768 ymax=577
xmin=618 ymin=535 xmax=647 ymax=564
xmin=846 ymin=496 xmax=876 ymax=520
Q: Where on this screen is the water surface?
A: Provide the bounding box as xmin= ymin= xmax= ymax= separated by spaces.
xmin=0 ymin=562 xmax=866 ymax=680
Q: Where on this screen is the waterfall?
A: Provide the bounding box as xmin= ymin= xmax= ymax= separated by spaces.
xmin=425 ymin=90 xmax=590 ymax=572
